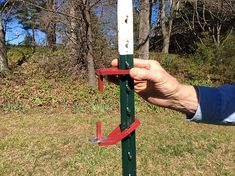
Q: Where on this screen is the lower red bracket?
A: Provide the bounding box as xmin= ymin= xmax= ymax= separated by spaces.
xmin=89 ymin=119 xmax=140 ymax=146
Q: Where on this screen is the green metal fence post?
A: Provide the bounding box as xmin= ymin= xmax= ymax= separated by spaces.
xmin=118 ymin=1 xmax=136 ymax=174
xmin=90 ymin=1 xmax=137 ymax=175
xmin=119 ymin=55 xmax=136 ymax=176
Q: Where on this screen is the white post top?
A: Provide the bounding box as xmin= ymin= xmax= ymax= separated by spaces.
xmin=117 ymin=0 xmax=134 ymax=55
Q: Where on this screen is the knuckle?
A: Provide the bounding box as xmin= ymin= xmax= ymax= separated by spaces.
xmin=151 ymin=60 xmax=158 ymax=64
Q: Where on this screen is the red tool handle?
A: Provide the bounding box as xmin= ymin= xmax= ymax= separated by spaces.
xmin=97 ymin=118 xmax=140 ymax=146
xmin=96 ymin=67 xmax=130 ymax=92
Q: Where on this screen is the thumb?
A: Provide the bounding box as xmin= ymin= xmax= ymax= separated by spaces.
xmin=130 ymin=68 xmax=159 ymax=82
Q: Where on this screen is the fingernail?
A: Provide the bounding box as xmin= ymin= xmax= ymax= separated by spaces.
xmin=111 ymin=59 xmax=117 ymax=66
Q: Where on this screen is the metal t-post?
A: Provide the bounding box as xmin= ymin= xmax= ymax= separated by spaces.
xmin=119 ymin=55 xmax=136 ymax=176
xmin=118 ymin=1 xmax=136 ymax=175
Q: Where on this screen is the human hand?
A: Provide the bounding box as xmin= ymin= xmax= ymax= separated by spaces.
xmin=111 ymin=59 xmax=198 ymax=115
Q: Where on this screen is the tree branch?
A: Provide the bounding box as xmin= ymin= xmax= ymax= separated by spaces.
xmin=0 ymin=0 xmax=12 ymax=13
xmin=18 ymin=0 xmax=80 ymax=20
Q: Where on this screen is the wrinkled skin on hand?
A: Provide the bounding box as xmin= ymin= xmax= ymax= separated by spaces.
xmin=111 ymin=59 xmax=181 ymax=108
xmin=111 ymin=59 xmax=198 ymax=115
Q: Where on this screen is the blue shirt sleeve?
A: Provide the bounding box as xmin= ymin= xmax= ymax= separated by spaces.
xmin=189 ymin=84 xmax=235 ymax=125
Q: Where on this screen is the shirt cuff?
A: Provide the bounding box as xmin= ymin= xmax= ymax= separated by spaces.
xmin=187 ymin=85 xmax=235 ymax=125
xmin=188 ymin=104 xmax=202 ymax=122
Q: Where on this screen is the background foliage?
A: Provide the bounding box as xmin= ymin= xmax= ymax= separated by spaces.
xmin=0 ymin=1 xmax=234 ymax=175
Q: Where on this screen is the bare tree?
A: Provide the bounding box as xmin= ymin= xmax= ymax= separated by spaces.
xmin=46 ymin=0 xmax=56 ymax=50
xmin=66 ymin=1 xmax=77 ymax=52
xmin=17 ymin=0 xmax=109 ymax=86
xmin=78 ymin=0 xmax=101 ymax=87
xmin=64 ymin=0 xmax=82 ymax=66
xmin=0 ymin=0 xmax=12 ymax=72
xmin=138 ymin=0 xmax=151 ymax=59
xmin=33 ymin=0 xmax=104 ymax=86
xmin=0 ymin=13 xmax=8 ymax=72
xmin=180 ymin=0 xmax=235 ymax=48
xmin=204 ymin=0 xmax=235 ymax=48
xmin=160 ymin=0 xmax=177 ymax=53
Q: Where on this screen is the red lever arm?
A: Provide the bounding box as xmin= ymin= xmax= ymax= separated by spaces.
xmin=97 ymin=118 xmax=140 ymax=146
xmin=89 ymin=67 xmax=140 ymax=146
xmin=96 ymin=67 xmax=130 ymax=92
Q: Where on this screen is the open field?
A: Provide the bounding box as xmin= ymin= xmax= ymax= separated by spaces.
xmin=0 ymin=109 xmax=234 ymax=176
xmin=0 ymin=47 xmax=234 ymax=175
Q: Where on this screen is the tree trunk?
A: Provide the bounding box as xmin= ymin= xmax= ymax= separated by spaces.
xmin=86 ymin=10 xmax=96 ymax=87
xmin=160 ymin=0 xmax=173 ymax=54
xmin=81 ymin=4 xmax=96 ymax=87
xmin=67 ymin=2 xmax=78 ymax=65
xmin=138 ymin=0 xmax=151 ymax=60
xmin=32 ymin=26 xmax=36 ymax=53
xmin=67 ymin=4 xmax=77 ymax=49
xmin=47 ymin=24 xmax=56 ymax=50
xmin=47 ymin=0 xmax=56 ymax=51
xmin=0 ymin=14 xmax=9 ymax=72
xmin=87 ymin=49 xmax=96 ymax=87
xmin=216 ymin=24 xmax=221 ymax=48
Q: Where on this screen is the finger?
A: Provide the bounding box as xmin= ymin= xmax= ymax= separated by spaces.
xmin=132 ymin=59 xmax=152 ymax=69
xmin=134 ymin=81 xmax=147 ymax=93
xmin=111 ymin=59 xmax=118 ymax=67
xmin=133 ymin=80 xmax=145 ymax=84
xmin=111 ymin=58 xmax=150 ymax=68
xmin=130 ymin=68 xmax=163 ymax=82
xmin=112 ymin=58 xmax=159 ymax=69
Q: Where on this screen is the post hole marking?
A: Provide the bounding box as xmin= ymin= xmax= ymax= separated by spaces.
xmin=125 ymin=16 xmax=128 ymax=23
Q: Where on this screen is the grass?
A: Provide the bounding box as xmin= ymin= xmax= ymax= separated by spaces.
xmin=0 ymin=46 xmax=234 ymax=175
xmin=0 ymin=109 xmax=234 ymax=176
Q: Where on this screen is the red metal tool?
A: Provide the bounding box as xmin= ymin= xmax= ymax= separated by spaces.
xmin=89 ymin=67 xmax=140 ymax=146
xmin=90 ymin=118 xmax=140 ymax=146
xmin=89 ymin=121 xmax=107 ymax=143
xmin=98 ymin=119 xmax=140 ymax=146
xmin=96 ymin=67 xmax=130 ymax=92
